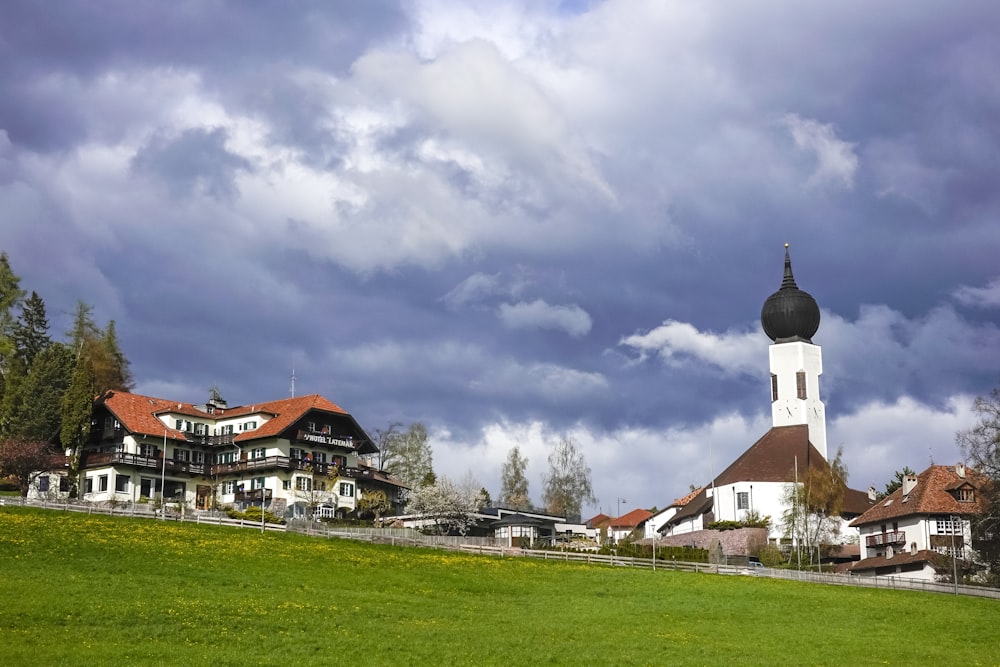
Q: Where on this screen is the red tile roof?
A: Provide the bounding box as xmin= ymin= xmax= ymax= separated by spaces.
xmin=669 ymin=486 xmax=705 ymax=508
xmin=585 ymin=513 xmax=612 ymax=529
xmin=850 ymin=465 xmax=989 ymax=527
xmin=98 ymin=391 xmax=364 ymax=448
xmin=610 ymin=508 xmax=653 ymax=529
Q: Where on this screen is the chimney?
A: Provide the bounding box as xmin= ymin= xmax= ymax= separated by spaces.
xmin=956 ymin=462 xmax=966 ymax=478
xmin=867 ymin=486 xmax=877 ymax=502
xmin=902 ymin=474 xmax=918 ymax=496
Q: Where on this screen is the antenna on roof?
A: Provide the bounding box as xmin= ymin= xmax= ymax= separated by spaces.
xmin=290 ymin=366 xmax=296 ymax=398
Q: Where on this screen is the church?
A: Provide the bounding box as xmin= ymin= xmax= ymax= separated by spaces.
xmin=660 ymin=246 xmax=870 ymax=547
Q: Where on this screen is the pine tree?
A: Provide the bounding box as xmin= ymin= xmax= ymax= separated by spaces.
xmin=60 ymin=355 xmax=96 ymax=499
xmin=4 ymin=342 xmax=73 ymax=441
xmin=0 ymin=252 xmax=25 ymax=402
xmin=94 ymin=320 xmax=133 ymax=394
xmin=11 ymin=291 xmax=51 ymax=369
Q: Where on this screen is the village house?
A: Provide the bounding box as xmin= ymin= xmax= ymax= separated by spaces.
xmin=29 ymin=390 xmax=407 ymax=519
xmin=847 ymin=463 xmax=989 ymax=580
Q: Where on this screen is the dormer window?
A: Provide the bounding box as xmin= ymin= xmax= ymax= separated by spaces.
xmin=957 ymin=488 xmax=975 ymax=502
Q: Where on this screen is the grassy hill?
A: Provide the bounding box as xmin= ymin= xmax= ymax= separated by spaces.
xmin=1 ymin=507 xmax=997 ymax=666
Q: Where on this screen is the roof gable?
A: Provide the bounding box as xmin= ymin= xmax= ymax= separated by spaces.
xmin=850 ymin=465 xmax=989 ymax=526
xmin=610 ymin=508 xmax=653 ymax=529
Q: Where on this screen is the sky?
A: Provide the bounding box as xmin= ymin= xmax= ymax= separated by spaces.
xmin=3 ymin=0 xmax=1000 ymax=519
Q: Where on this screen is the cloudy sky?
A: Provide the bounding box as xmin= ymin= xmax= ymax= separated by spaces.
xmin=4 ymin=0 xmax=1000 ymax=518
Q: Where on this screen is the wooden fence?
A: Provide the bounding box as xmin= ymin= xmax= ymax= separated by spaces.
xmin=3 ymin=496 xmax=998 ymax=599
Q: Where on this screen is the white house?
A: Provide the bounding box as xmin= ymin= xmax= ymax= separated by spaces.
xmin=28 ymin=390 xmax=407 ymax=518
xmin=848 ymin=464 xmax=989 ymax=581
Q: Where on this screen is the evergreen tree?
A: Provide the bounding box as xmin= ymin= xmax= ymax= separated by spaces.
xmin=0 ymin=252 xmax=25 ymax=401
xmin=67 ymin=300 xmax=99 ymax=356
xmin=94 ymin=320 xmax=133 ymax=394
xmin=11 ymin=291 xmax=51 ymax=369
xmin=4 ymin=342 xmax=73 ymax=441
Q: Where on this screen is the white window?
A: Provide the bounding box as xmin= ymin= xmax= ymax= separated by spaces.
xmin=38 ymin=476 xmax=49 ymax=493
xmin=251 ymin=477 xmax=265 ymax=490
xmin=296 ymin=477 xmax=312 ymax=492
xmin=85 ymin=477 xmax=94 ymax=494
xmin=192 ymin=451 xmax=205 ymax=464
xmin=312 ymin=451 xmax=327 ymax=464
xmin=339 ymin=482 xmax=354 ymax=498
xmin=242 ymin=421 xmax=258 ymax=431
xmin=936 ymin=518 xmax=961 ymax=534
xmin=251 ymin=447 xmax=266 ymax=460
xmin=194 ymin=423 xmax=206 ymax=435
xmin=221 ymin=424 xmax=234 ymax=435
xmin=174 ymin=449 xmax=190 ymax=462
xmin=98 ymin=475 xmax=109 ymax=492
xmin=139 ymin=444 xmax=156 ymax=458
xmin=222 ymin=481 xmax=236 ymax=494
xmin=115 ymin=475 xmax=129 ymax=493
xmin=307 ymin=421 xmax=316 ymax=432
xmin=282 ymin=479 xmax=291 ymax=490
xmin=736 ymin=492 xmax=749 ymax=510
xmin=290 ymin=448 xmax=305 ymax=460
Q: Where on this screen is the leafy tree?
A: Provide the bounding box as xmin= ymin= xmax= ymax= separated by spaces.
xmin=407 ymin=475 xmax=482 ymax=535
xmin=877 ymin=466 xmax=917 ymax=500
xmin=60 ymin=355 xmax=96 ymax=498
xmin=499 ymin=445 xmax=531 ymax=509
xmin=2 ymin=343 xmax=73 ymax=441
xmin=11 ymin=291 xmax=51 ymax=369
xmin=0 ymin=437 xmax=56 ymax=496
xmin=380 ymin=422 xmax=433 ymax=490
xmin=542 ymin=437 xmax=595 ymax=520
xmin=357 ymin=488 xmax=392 ymax=522
xmin=782 ymin=447 xmax=848 ymax=566
xmin=956 ymin=387 xmax=1000 ymax=584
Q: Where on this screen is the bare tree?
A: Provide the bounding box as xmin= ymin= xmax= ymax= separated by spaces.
xmin=956 ymin=388 xmax=1000 ymax=584
xmin=500 ymin=445 xmax=531 ymax=510
xmin=542 ymin=437 xmax=595 ymax=520
xmin=0 ymin=437 xmax=56 ymax=496
xmin=380 ymin=422 xmax=433 ymax=490
xmin=782 ymin=447 xmax=848 ymax=566
xmin=372 ymin=421 xmax=402 ymax=471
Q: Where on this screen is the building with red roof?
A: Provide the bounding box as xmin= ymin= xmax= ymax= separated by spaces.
xmin=847 ymin=464 xmax=990 ymax=580
xmin=32 ymin=389 xmax=406 ymax=518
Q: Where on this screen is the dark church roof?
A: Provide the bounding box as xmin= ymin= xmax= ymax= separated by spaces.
xmin=713 ymin=425 xmax=822 ymax=486
xmin=711 ymin=424 xmax=872 ymax=516
xmin=760 ymin=245 xmax=821 ymax=343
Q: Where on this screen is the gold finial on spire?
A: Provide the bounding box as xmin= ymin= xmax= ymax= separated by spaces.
xmin=784 ymin=242 xmax=790 ymax=248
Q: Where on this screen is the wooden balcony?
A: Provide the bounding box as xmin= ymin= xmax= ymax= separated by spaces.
xmin=234 ymin=488 xmax=272 ymax=503
xmin=865 ymin=531 xmax=907 ymax=548
xmin=80 ymin=451 xmax=209 ymax=475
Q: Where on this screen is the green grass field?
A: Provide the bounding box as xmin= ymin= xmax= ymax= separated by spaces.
xmin=1 ymin=507 xmax=997 ymax=666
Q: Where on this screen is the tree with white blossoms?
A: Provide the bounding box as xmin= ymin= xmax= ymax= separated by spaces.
xmin=407 ymin=473 xmax=483 ymax=535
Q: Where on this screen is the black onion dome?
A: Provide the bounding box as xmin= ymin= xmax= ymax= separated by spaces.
xmin=760 ymin=245 xmax=820 ymax=343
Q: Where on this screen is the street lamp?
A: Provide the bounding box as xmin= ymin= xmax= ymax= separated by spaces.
xmin=617 ymin=497 xmax=626 ymax=517
xmin=950 ymin=514 xmax=961 ymax=595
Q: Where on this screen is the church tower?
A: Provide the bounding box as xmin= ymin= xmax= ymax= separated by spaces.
xmin=760 ymin=244 xmax=827 ymax=460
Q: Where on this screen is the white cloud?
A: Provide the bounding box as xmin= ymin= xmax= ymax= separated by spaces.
xmin=497 ymin=299 xmax=593 ymax=337
xmin=440 ymin=272 xmax=503 ymax=309
xmin=619 ymin=319 xmax=764 ymax=376
xmin=952 ymin=277 xmax=1000 ymax=308
xmin=782 ymin=113 xmax=858 ymax=188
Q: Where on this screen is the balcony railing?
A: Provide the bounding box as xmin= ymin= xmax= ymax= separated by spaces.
xmin=234 ymin=488 xmax=272 ymax=503
xmin=80 ymin=451 xmax=209 ymax=475
xmin=865 ymin=531 xmax=907 ymax=548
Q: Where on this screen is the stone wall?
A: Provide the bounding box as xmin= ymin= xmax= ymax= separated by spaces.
xmin=643 ymin=527 xmax=768 ymax=556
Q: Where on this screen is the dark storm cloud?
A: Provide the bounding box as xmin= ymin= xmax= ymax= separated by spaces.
xmin=3 ymin=0 xmax=1000 ymax=512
